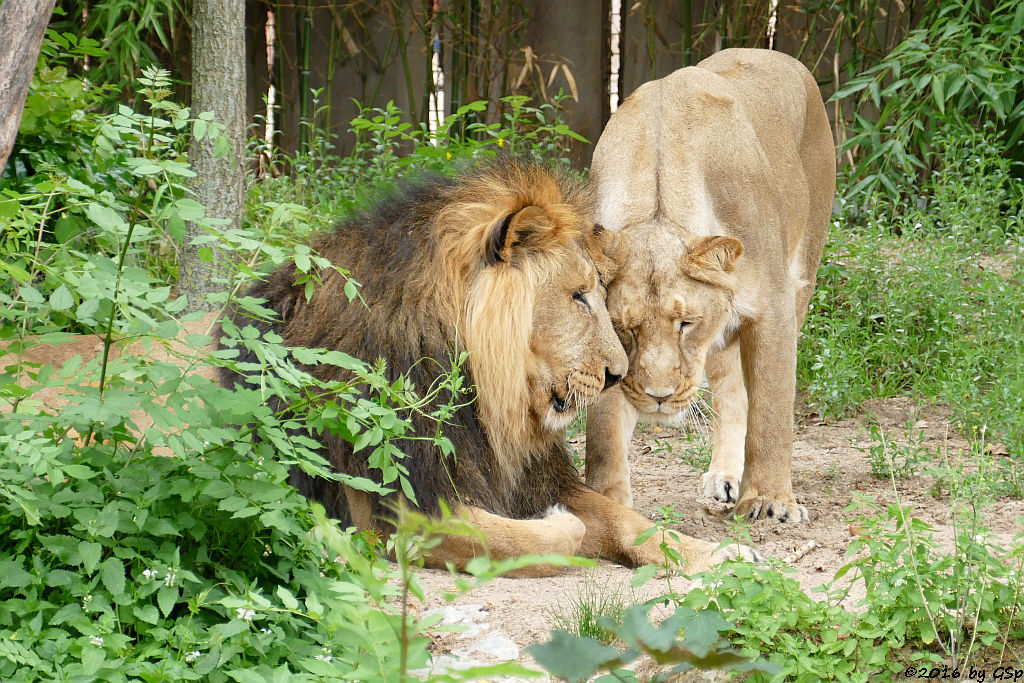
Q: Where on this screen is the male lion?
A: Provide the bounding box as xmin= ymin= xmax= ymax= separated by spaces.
xmin=585 ymin=49 xmax=836 ymax=522
xmin=221 ymin=160 xmax=753 ymax=575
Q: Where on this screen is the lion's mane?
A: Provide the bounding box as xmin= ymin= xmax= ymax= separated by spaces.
xmin=221 ymin=160 xmax=592 ymax=526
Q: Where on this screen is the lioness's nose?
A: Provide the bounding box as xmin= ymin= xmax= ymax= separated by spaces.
xmin=603 ymin=370 xmax=622 ymax=390
xmin=645 ymin=387 xmax=675 ymax=403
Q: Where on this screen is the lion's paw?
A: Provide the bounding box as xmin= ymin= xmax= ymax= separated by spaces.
xmin=734 ymin=495 xmax=808 ymax=523
xmin=541 ymin=505 xmax=586 ymax=554
xmin=711 ymin=542 xmax=765 ymax=566
xmin=701 ymin=470 xmax=740 ymax=503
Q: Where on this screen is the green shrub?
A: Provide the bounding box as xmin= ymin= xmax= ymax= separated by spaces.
xmin=799 ymin=124 xmax=1024 ymax=464
xmin=836 ymin=0 xmax=1024 ymax=208
xmin=249 ymin=93 xmax=587 ymax=233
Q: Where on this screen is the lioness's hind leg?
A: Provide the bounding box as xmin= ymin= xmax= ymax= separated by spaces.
xmin=702 ymin=340 xmax=746 ymax=503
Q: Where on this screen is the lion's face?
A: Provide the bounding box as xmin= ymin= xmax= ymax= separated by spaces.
xmin=529 ymin=241 xmax=628 ymax=433
xmin=606 ymin=222 xmax=742 ymax=422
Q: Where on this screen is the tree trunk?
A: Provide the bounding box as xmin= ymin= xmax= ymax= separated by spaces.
xmin=179 ymin=0 xmax=246 ymax=313
xmin=0 ymin=0 xmax=58 ymax=173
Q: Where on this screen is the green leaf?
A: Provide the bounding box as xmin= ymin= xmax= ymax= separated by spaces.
xmin=157 ymin=584 xmax=179 ymax=618
xmin=526 ymin=631 xmax=622 ymax=681
xmin=53 ymin=216 xmax=80 ymax=243
xmin=81 ymin=646 xmax=105 ymax=675
xmin=100 ymin=556 xmax=125 ymax=596
xmin=18 ymin=285 xmax=44 ymax=304
xmin=49 ymin=284 xmax=74 ymax=310
xmin=631 ymin=564 xmax=657 ymax=588
xmin=218 ymin=496 xmax=249 ymax=512
xmin=0 ymin=199 xmax=17 ymax=219
xmin=932 ymin=75 xmax=945 ymax=115
xmin=214 ymin=135 xmax=231 ymax=158
xmin=79 ymin=542 xmax=102 ymax=573
xmin=133 ymin=604 xmax=160 ymax=625
xmin=86 ymin=203 xmax=125 ymax=231
xmin=0 ymin=559 xmax=33 ymax=588
xmin=678 ymin=608 xmax=733 ymax=656
xmin=227 ymin=670 xmax=268 ymax=683
xmin=61 ymin=464 xmax=98 ymax=479
xmin=632 ymin=526 xmax=658 ymax=546
xmin=276 ymin=586 xmax=299 ymax=610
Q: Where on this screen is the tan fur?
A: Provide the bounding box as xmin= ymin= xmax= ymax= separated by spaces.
xmin=587 ymin=49 xmax=836 ymax=522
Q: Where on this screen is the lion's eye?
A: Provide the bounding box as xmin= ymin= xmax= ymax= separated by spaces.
xmin=573 ymin=291 xmax=590 ymax=310
xmin=678 ymin=320 xmax=694 ymax=332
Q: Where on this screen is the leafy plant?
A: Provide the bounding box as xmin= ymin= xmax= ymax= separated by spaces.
xmin=835 ymin=0 xmax=1024 ymax=207
xmin=528 ymin=602 xmax=775 ymax=682
xmin=859 ymin=420 xmax=933 ymax=480
xmin=548 ymin=573 xmax=635 ymax=646
xmin=799 ymin=122 xmax=1024 ymax=463
xmin=249 ymin=93 xmax=587 ymax=233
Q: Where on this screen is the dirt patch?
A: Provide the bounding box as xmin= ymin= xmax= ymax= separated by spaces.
xmin=408 ymin=397 xmax=1024 ymax=678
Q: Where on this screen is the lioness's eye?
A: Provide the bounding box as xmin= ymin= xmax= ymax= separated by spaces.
xmin=573 ymin=291 xmax=590 ymax=310
xmin=678 ymin=321 xmax=694 ymax=332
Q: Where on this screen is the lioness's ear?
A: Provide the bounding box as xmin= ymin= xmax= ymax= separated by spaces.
xmin=587 ymin=222 xmax=620 ymax=282
xmin=484 ymin=205 xmax=550 ymax=265
xmin=684 ymin=236 xmax=743 ymax=274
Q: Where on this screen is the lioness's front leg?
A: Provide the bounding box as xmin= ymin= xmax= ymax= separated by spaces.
xmin=735 ymin=311 xmax=808 ymax=522
xmin=584 ymin=385 xmax=639 ymax=507
xmin=562 ymin=486 xmax=759 ymax=572
xmin=702 ymin=338 xmax=747 ymax=503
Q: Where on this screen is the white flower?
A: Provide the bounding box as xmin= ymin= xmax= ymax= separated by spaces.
xmin=315 ymin=654 xmax=333 ymax=662
xmin=142 ymin=568 xmax=158 ymax=580
xmin=185 ymin=650 xmax=201 ymax=663
xmin=89 ymin=635 xmax=104 ymax=646
xmin=164 ymin=570 xmax=177 ymax=587
xmin=236 ymin=607 xmax=256 ymax=621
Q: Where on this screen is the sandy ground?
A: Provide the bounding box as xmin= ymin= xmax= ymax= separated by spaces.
xmin=407 ymin=396 xmax=1024 ymax=680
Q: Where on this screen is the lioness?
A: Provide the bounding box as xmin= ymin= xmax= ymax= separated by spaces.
xmin=585 ymin=48 xmax=836 ymax=522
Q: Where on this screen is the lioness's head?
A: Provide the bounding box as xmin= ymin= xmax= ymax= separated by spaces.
xmin=606 ymin=221 xmax=743 ymax=421
xmin=443 ymin=162 xmax=628 ymax=450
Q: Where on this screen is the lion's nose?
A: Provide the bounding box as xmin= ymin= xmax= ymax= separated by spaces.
xmin=603 ymin=370 xmax=622 ymax=391
xmin=645 ymin=387 xmax=675 ymax=404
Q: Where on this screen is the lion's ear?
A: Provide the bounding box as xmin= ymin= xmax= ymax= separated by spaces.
xmin=684 ymin=236 xmax=743 ymax=274
xmin=484 ymin=205 xmax=551 ymax=265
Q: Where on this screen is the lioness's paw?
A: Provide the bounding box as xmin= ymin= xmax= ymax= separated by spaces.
xmin=701 ymin=471 xmax=740 ymax=503
xmin=591 ymin=481 xmax=633 ymax=508
xmin=735 ymin=495 xmax=809 ymax=523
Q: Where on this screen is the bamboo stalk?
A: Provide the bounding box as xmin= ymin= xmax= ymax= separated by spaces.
xmin=298 ymin=0 xmax=312 ymax=156
xmin=683 ymin=0 xmax=692 ymax=65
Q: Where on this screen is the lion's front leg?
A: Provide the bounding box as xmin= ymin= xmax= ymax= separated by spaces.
xmin=561 ymin=486 xmax=759 ymax=572
xmin=584 ymin=385 xmax=639 ymax=507
xmin=425 ymin=504 xmax=586 ymax=578
xmin=735 ymin=311 xmax=808 ymax=523
xmin=702 ymin=338 xmax=747 ymax=504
